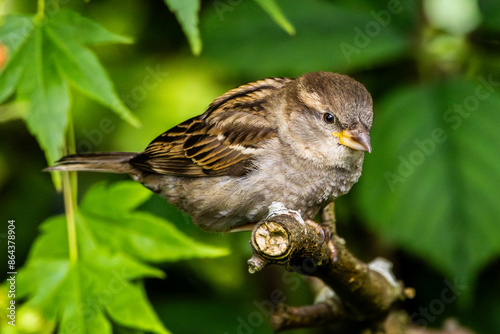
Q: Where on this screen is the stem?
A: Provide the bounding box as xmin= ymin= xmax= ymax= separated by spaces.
xmin=64 ymin=99 xmax=78 ymax=262
xmin=66 ymin=114 xmax=78 ymax=199
xmin=63 ymin=171 xmax=78 ymax=263
xmin=35 ymin=0 xmax=45 ymax=23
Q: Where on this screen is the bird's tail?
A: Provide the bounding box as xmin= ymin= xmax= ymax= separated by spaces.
xmin=44 ymin=152 xmax=138 ymax=174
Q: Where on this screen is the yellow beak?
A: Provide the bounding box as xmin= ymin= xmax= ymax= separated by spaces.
xmin=333 ymin=129 xmax=372 ymax=153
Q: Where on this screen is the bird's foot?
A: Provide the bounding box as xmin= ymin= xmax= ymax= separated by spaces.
xmin=304 ymin=219 xmax=332 ymax=246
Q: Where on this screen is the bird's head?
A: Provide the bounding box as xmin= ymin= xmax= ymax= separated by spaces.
xmin=279 ymin=71 xmax=373 ymax=168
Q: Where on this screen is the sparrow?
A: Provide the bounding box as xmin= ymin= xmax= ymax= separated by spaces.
xmin=47 ymin=71 xmax=373 ymax=232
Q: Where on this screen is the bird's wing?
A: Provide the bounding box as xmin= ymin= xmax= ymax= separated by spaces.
xmin=130 ymin=77 xmax=293 ymax=177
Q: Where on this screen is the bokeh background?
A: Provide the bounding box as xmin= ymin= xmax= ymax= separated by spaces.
xmin=1 ymin=0 xmax=500 ymax=333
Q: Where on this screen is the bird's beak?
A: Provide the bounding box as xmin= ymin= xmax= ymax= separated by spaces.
xmin=333 ymin=128 xmax=372 ymax=153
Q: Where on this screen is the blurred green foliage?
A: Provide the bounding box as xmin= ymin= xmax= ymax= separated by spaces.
xmin=359 ymin=78 xmax=500 ymax=290
xmin=1 ymin=0 xmax=500 ymax=333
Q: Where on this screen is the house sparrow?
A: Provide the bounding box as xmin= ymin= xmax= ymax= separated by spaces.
xmin=47 ymin=72 xmax=373 ymax=232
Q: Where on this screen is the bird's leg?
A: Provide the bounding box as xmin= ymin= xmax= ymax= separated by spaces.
xmin=304 ymin=219 xmax=328 ymax=244
xmin=320 ymin=201 xmax=337 ymax=234
xmin=316 ymin=201 xmax=337 ymax=245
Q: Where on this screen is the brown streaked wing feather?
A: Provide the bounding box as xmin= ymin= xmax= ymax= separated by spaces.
xmin=130 ymin=77 xmax=293 ymax=177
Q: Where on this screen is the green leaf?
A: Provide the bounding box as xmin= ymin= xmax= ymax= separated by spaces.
xmin=357 ymin=76 xmax=500 ymax=290
xmin=253 ymin=0 xmax=295 ymax=35
xmin=57 ymin=264 xmax=113 ymax=334
xmin=44 ymin=9 xmax=133 ymax=45
xmin=45 ymin=10 xmax=139 ymax=127
xmin=18 ymin=28 xmax=70 ymax=165
xmin=164 ymin=0 xmax=202 ymax=55
xmin=18 ymin=257 xmax=167 ymax=334
xmin=0 ymin=101 xmax=27 ymax=122
xmin=80 ymin=181 xmax=230 ymax=262
xmin=14 ymin=180 xmax=228 ymax=333
xmin=0 ymin=16 xmax=68 ymax=165
xmin=79 ymin=181 xmax=152 ymax=215
xmin=0 ymin=10 xmax=137 ymax=167
xmin=84 ymin=211 xmax=230 ymax=263
xmin=0 ymin=15 xmax=34 ymax=62
xmin=0 ymin=15 xmax=32 ymax=103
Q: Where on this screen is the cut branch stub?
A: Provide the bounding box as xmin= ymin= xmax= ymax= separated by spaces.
xmin=248 ymin=215 xmax=295 ymax=273
xmin=253 ymin=220 xmax=291 ymax=259
xmin=248 ymin=214 xmax=331 ymax=274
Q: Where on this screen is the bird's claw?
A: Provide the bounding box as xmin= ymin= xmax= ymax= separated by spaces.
xmin=320 ymin=226 xmax=333 ymax=246
xmin=304 ymin=219 xmax=332 ymax=246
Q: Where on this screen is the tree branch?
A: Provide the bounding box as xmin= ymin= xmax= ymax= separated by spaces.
xmin=247 ymin=202 xmax=474 ymax=333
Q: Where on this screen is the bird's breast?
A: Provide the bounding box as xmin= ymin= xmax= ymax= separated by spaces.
xmin=152 ymin=143 xmax=364 ymax=232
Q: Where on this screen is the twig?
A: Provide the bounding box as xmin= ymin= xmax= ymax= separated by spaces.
xmin=270 ymin=301 xmax=345 ymax=332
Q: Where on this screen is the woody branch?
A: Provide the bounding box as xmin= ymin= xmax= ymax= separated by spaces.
xmin=246 ymin=202 xmax=473 ymax=333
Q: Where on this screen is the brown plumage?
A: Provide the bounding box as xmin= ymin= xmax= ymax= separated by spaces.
xmin=129 ymin=77 xmax=292 ymax=177
xmin=47 ymin=72 xmax=373 ymax=232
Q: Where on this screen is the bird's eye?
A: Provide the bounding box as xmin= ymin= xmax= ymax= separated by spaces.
xmin=323 ymin=113 xmax=336 ymax=124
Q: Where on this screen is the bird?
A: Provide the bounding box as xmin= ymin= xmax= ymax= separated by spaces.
xmin=46 ymin=71 xmax=373 ymax=232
